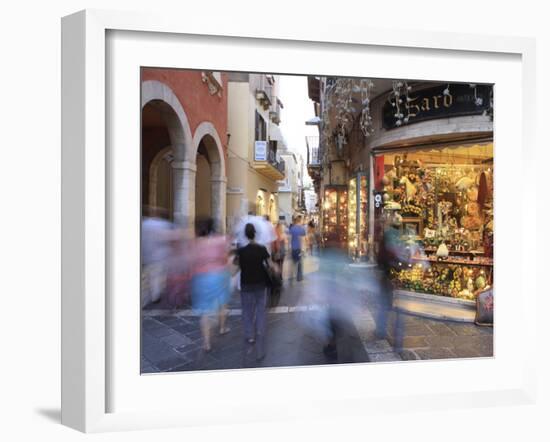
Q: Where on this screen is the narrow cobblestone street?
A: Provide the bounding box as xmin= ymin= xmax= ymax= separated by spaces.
xmin=387 ymin=314 xmax=493 ymax=360
xmin=142 ymin=309 xmax=368 ymax=373
xmin=141 ymin=254 xmax=493 ymax=373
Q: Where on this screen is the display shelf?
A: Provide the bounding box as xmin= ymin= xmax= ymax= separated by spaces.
xmin=423 ymin=247 xmax=484 ymax=255
xmin=412 ymin=256 xmax=494 ymax=267
xmin=391 ymin=256 xmax=492 ymax=302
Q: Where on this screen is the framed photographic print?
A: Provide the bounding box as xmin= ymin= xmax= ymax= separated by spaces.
xmin=401 ymin=217 xmax=423 ymax=238
xmin=61 ymin=9 xmax=537 ymax=433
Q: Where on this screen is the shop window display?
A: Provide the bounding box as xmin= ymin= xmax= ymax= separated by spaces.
xmin=376 ymin=143 xmax=493 ymax=300
xmin=348 ymin=173 xmax=368 ymax=260
xmin=322 ymin=186 xmax=348 ymax=248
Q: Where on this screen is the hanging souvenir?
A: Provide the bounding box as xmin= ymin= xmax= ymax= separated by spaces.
xmin=455 ymin=176 xmax=475 ymax=190
xmin=399 ymin=175 xmax=417 ymax=202
xmin=477 ymin=171 xmax=488 ymax=207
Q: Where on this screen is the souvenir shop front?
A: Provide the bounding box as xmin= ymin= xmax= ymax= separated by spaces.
xmin=372 ymin=140 xmax=494 ymax=320
xmin=321 ymin=173 xmax=369 ymax=258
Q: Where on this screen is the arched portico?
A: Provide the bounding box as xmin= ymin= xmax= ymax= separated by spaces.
xmin=148 ymin=146 xmax=173 ymax=211
xmin=142 ymin=81 xmax=227 ymax=232
xmin=192 ymin=122 xmax=227 ymax=233
xmin=141 ymin=80 xmax=193 ymax=162
xmin=142 ymin=81 xmax=195 ymax=227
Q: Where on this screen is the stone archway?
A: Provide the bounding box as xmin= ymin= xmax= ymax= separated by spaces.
xmin=141 ymin=80 xmax=195 ymax=227
xmin=192 ymin=122 xmax=227 ymax=233
xmin=256 ymin=194 xmax=265 ymax=216
xmin=148 ymin=146 xmax=173 ymax=213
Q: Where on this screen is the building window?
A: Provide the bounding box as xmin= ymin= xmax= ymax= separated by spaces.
xmin=255 ymin=111 xmax=267 ymax=141
xmin=268 ymin=140 xmax=278 ymax=163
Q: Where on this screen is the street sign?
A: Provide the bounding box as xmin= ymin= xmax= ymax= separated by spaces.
xmin=254 ymin=140 xmax=267 ymax=161
xmin=226 ymin=187 xmax=244 ymax=194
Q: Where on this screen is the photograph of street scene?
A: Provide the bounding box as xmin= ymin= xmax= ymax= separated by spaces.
xmin=141 ymin=69 xmax=494 ymax=373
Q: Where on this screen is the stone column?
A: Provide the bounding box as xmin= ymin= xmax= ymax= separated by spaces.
xmin=172 ymin=160 xmax=197 ymax=229
xmin=211 ymin=176 xmax=227 ymax=234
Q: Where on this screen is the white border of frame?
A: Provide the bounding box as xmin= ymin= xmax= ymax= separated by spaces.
xmin=61 ymin=9 xmax=538 ymax=433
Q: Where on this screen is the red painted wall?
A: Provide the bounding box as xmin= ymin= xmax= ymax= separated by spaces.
xmin=141 ymin=68 xmax=228 ymax=157
xmin=374 ymin=155 xmax=385 ymax=191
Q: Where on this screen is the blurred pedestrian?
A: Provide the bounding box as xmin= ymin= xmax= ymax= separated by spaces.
xmin=234 ymin=214 xmax=275 ymax=250
xmin=262 ymin=215 xmax=277 ymax=254
xmin=190 ymin=218 xmax=231 ymax=352
xmin=316 ymin=247 xmax=358 ymax=362
xmin=270 ymin=222 xmax=287 ymax=307
xmin=165 ymin=227 xmax=193 ymax=308
xmin=289 ymin=215 xmax=306 ymax=282
xmin=235 ymin=223 xmax=274 ymax=360
xmin=376 ymin=214 xmax=406 ymax=349
xmin=306 ymin=220 xmax=317 ymax=256
xmin=141 ymin=207 xmax=174 ymax=306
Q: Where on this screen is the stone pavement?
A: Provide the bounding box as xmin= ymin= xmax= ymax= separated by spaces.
xmin=388 ymin=313 xmax=494 ymax=360
xmin=354 ymin=271 xmax=494 ymax=361
xmin=141 ymin=254 xmax=493 ymax=373
xmin=141 ymin=308 xmax=370 ymax=373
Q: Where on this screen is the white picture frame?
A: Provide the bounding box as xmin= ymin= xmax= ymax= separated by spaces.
xmin=61 ymin=9 xmax=538 ymax=433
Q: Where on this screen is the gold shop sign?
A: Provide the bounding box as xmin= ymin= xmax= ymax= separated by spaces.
xmin=382 ymin=84 xmax=492 ymax=130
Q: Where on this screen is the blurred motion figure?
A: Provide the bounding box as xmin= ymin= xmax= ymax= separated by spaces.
xmin=289 ymin=215 xmax=306 ymax=282
xmin=306 ymin=220 xmax=318 ymax=256
xmin=270 ymin=222 xmax=287 ymax=307
xmin=190 ymin=218 xmax=231 ymax=352
xmin=141 ymin=207 xmax=174 ymax=307
xmin=376 ymin=214 xmax=407 ymax=349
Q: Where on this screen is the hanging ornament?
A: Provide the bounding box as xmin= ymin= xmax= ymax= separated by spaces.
xmin=388 ymin=80 xmax=412 ymax=127
xmin=359 ymin=78 xmax=375 ymax=136
xmin=469 ymin=83 xmax=484 ymax=106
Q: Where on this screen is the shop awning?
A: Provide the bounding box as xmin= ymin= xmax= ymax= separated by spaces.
xmin=269 ymin=124 xmax=283 ymax=141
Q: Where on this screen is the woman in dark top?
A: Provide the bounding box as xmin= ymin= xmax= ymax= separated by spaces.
xmin=236 ymin=223 xmax=271 ymax=361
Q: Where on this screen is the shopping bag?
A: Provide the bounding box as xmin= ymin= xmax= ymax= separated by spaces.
xmin=231 ymin=270 xmax=241 ymax=292
xmin=263 ymin=260 xmax=282 ymax=290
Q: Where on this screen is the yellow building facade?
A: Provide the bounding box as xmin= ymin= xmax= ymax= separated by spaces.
xmin=226 ymin=73 xmax=285 ymax=232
